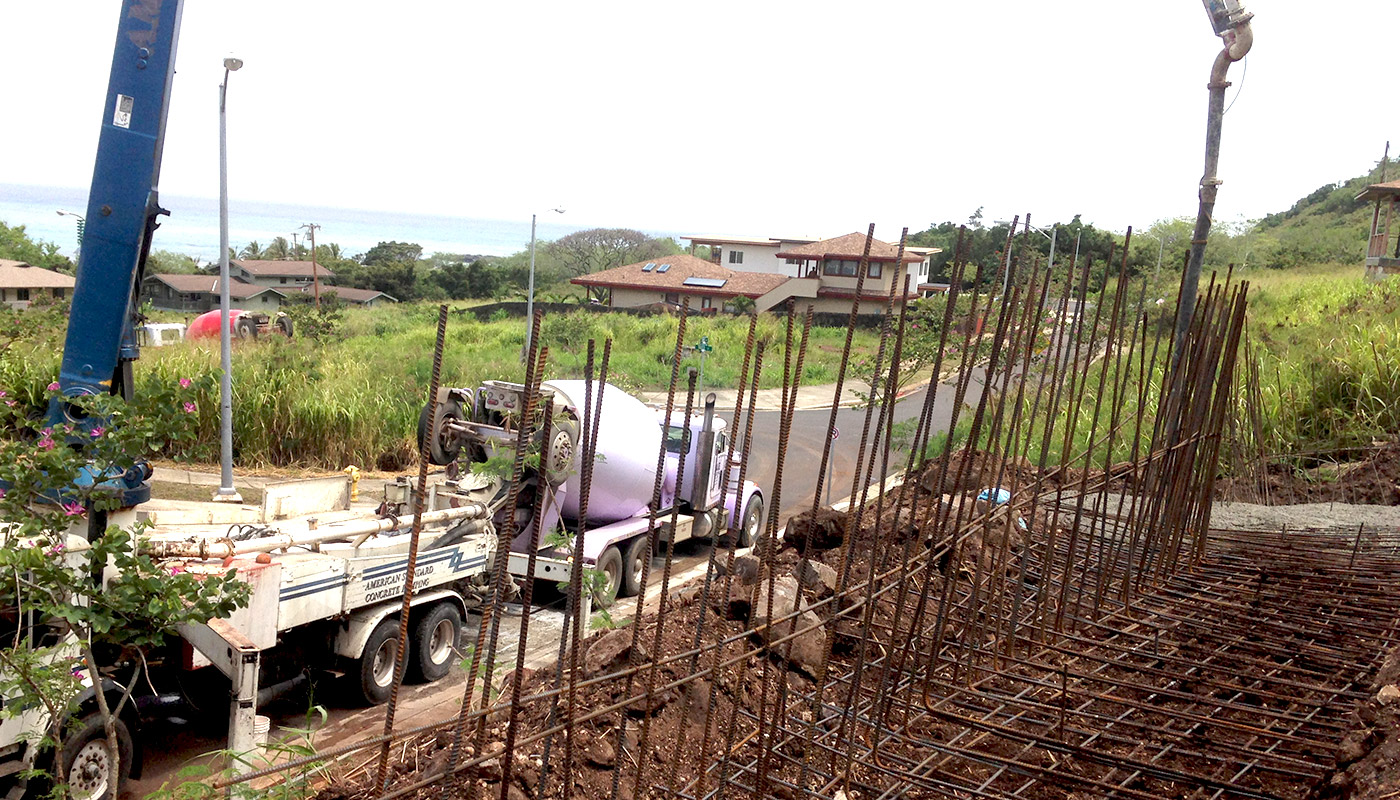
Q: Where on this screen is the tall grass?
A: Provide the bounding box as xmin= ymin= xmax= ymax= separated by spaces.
xmin=3 ymin=305 xmax=881 ymax=471
xmin=1244 ymin=267 xmax=1400 ymax=455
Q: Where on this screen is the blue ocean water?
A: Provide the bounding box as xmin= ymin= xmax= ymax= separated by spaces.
xmin=0 ymin=183 xmax=642 ymax=263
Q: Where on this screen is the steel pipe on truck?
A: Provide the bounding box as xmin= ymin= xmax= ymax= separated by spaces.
xmin=141 ymin=503 xmax=492 ymax=560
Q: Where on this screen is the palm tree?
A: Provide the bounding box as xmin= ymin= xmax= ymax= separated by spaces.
xmin=264 ymin=237 xmax=290 ymax=260
xmin=238 ymin=241 xmax=264 ymax=259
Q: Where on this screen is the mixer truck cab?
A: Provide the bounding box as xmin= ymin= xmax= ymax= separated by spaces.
xmin=418 ymin=379 xmax=763 ymax=604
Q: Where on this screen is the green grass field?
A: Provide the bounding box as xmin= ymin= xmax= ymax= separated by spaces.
xmin=3 ymin=305 xmax=882 ymax=470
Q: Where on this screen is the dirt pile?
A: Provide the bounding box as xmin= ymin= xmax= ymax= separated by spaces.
xmin=1312 ymin=649 xmax=1400 ymax=798
xmin=1217 ymin=444 xmax=1400 ymax=506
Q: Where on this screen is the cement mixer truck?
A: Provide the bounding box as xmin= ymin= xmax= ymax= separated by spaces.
xmin=417 ymin=379 xmax=764 ymax=603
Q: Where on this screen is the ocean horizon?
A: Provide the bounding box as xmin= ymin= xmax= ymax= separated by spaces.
xmin=0 ymin=183 xmax=677 ymax=264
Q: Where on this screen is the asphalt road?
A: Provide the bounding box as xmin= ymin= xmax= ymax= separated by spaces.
xmin=733 ymin=375 xmax=989 ymax=525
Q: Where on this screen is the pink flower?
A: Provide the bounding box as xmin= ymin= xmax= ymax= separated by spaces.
xmin=46 ymin=382 xmax=59 ymax=392
xmin=0 ymin=390 xmax=7 ymax=398
xmin=45 ymin=542 xmax=65 ymax=556
xmin=4 ymin=401 xmax=14 ymax=408
xmin=183 ymin=401 xmax=197 ymax=414
xmin=178 ymin=378 xmax=192 ymax=389
xmin=37 ymin=436 xmax=55 ymax=451
xmin=62 ymin=502 xmax=84 ymax=517
xmin=89 ymin=426 xmax=105 ymax=438
xmin=168 ymin=565 xmax=185 ymax=576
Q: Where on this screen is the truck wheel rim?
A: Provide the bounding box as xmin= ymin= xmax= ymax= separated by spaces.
xmin=745 ymin=508 xmax=760 ymax=540
xmin=70 ymin=740 xmax=110 ymax=800
xmin=372 ymin=638 xmax=398 ymax=687
xmin=549 ymin=431 xmax=573 ymax=473
xmin=429 ymin=619 xmax=455 ymax=664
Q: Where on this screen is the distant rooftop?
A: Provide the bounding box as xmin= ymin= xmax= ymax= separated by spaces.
xmin=0 ymin=259 xmax=76 ymax=289
xmin=233 ymin=259 xmax=337 ymax=279
xmin=682 ymin=234 xmax=821 ymax=247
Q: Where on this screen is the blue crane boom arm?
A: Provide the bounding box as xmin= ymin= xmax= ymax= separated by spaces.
xmin=57 ymin=0 xmax=184 ymax=403
xmin=48 ymin=0 xmax=186 ymax=507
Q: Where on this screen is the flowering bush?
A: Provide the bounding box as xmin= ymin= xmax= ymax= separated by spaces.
xmin=0 ymin=382 xmax=250 ymax=796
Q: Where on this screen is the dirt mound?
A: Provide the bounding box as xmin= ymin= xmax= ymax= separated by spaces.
xmin=1217 ymin=444 xmax=1400 ymax=506
xmin=917 ymin=447 xmax=1067 ymax=497
xmin=1313 ymin=648 xmax=1400 ymax=798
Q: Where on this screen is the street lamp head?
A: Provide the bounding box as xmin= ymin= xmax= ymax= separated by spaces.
xmin=223 ymin=57 xmax=243 ymax=71
xmin=551 ymin=207 xmax=566 ymax=215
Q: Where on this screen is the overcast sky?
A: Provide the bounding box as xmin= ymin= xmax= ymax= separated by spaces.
xmin=1 ymin=1 xmax=1394 ymax=240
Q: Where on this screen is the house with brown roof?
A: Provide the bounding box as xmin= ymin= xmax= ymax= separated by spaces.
xmin=0 ymin=259 xmax=76 ymax=309
xmin=231 ymin=259 xmax=336 ymax=288
xmin=571 ymin=254 xmax=791 ymax=313
xmin=140 ymin=274 xmax=286 ymax=312
xmin=774 ymin=233 xmax=935 ymax=314
xmin=681 ymin=233 xmax=941 ymax=314
xmin=141 ymin=272 xmax=398 ymax=312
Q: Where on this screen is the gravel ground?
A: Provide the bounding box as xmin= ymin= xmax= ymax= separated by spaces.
xmin=1053 ymin=491 xmax=1400 ymax=534
xmin=1209 ymin=499 xmax=1400 ymax=533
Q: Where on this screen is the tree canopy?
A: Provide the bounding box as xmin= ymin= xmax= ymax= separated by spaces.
xmin=547 ymin=228 xmax=680 ymax=278
xmin=0 ymin=221 xmax=74 ymax=273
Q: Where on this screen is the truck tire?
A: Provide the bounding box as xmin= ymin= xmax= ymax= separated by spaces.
xmin=737 ymin=494 xmax=763 ymax=548
xmin=621 ymin=535 xmax=650 ymax=598
xmin=235 ymin=316 xmax=258 ymax=340
xmin=61 ymin=712 xmax=133 ymax=800
xmin=594 ymin=546 xmax=623 ymax=608
xmin=417 ymin=399 xmax=464 ymax=465
xmin=353 ymin=618 xmax=401 ymax=705
xmin=276 ymin=314 xmax=294 ymax=338
xmin=409 ymin=602 xmax=461 ymax=683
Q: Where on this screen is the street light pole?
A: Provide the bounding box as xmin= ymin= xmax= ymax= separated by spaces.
xmin=524 ymin=207 xmax=565 ymax=356
xmin=215 ymin=57 xmax=244 ymax=504
xmin=55 ymin=210 xmax=85 ymax=259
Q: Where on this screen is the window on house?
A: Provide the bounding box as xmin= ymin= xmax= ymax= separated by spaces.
xmin=868 ymin=262 xmax=883 ymax=279
xmin=280 ymin=277 xmax=287 ymax=284
xmin=701 ymin=296 xmax=712 ymax=310
xmin=52 ymin=288 xmax=64 ymax=299
xmin=729 ymin=250 xmax=744 ymax=265
xmin=664 ymin=292 xmax=680 ymax=304
xmin=16 ymin=289 xmax=30 ymax=302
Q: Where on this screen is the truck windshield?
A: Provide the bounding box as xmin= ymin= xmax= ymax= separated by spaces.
xmin=664 ymin=426 xmax=689 ymax=454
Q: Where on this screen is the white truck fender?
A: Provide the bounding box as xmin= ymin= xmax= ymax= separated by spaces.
xmin=333 ymin=589 xmax=467 ymax=659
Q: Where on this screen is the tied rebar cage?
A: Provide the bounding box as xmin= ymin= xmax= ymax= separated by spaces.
xmin=210 ymin=227 xmax=1398 ymax=800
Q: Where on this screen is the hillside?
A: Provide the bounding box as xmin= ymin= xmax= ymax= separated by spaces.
xmin=1250 ymin=160 xmax=1392 ymax=268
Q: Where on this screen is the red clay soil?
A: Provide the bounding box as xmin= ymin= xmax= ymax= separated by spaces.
xmin=1312 ymin=649 xmax=1400 ymax=799
xmin=1216 ymin=444 xmax=1400 ymax=506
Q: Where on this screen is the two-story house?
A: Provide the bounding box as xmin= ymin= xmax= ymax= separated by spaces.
xmin=230 ymin=259 xmax=336 ymax=288
xmin=574 ymin=234 xmax=938 ymax=315
xmin=773 ymin=232 xmax=932 ymax=313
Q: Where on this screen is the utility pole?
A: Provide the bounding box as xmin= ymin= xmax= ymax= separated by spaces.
xmin=301 ymin=222 xmax=321 ymax=307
